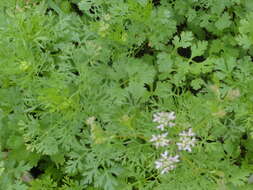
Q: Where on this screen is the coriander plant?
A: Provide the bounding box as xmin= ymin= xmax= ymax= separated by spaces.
xmin=1 ymin=0 xmax=253 ymax=189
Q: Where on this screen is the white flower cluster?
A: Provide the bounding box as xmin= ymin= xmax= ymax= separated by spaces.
xmin=155 ymin=151 xmax=180 ymax=174
xmin=150 ymin=112 xmax=197 ymax=175
xmin=150 ymin=112 xmax=179 ymax=174
xmin=150 ymin=133 xmax=170 ymax=149
xmin=176 ymin=128 xmax=196 ymax=152
xmin=153 ymin=111 xmax=176 ymax=131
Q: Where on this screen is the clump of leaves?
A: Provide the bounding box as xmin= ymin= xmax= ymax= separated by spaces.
xmin=1 ymin=0 xmax=253 ymax=189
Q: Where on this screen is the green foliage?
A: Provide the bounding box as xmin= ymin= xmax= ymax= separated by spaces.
xmin=1 ymin=0 xmax=253 ymax=189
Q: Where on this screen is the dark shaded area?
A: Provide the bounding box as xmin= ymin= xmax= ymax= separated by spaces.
xmin=50 ymin=49 xmax=61 ymax=55
xmin=200 ymin=73 xmax=213 ymax=85
xmin=194 ymin=6 xmax=201 ymax=11
xmin=177 ymin=47 xmax=191 ymax=58
xmin=27 ymin=111 xmax=41 ymax=120
xmin=134 ymin=42 xmax=155 ymax=58
xmin=217 ymin=137 xmax=224 ymax=144
xmin=30 ymin=157 xmax=63 ymax=180
xmin=231 ymin=11 xmax=237 ymax=21
xmin=128 ymin=176 xmax=137 ymax=184
xmin=144 ymin=83 xmax=151 ymax=92
xmin=45 ymin=8 xmax=56 ymax=16
xmin=107 ymin=58 xmax=113 ymax=67
xmin=37 ymin=71 xmax=50 ymax=78
xmin=152 ymin=0 xmax=161 ymax=6
xmin=70 ymin=2 xmax=100 ymax=20
xmin=189 ymin=86 xmax=204 ymax=96
xmin=239 ymin=146 xmax=247 ymax=159
xmin=40 ymin=47 xmax=46 ymax=53
xmin=206 ymin=139 xmax=216 ymax=143
xmin=203 ymin=28 xmax=218 ymax=41
xmin=234 ymin=133 xmax=249 ymax=166
xmin=119 ymin=79 xmax=128 ymax=89
xmin=89 ymin=5 xmax=96 ymax=15
xmin=123 ymin=139 xmax=131 ymax=146
xmin=192 ymin=56 xmax=206 ymax=63
xmin=168 ymin=0 xmax=176 ymax=8
xmin=234 ymin=145 xmax=247 ymax=166
xmin=151 ymin=75 xmax=158 ymax=92
xmin=72 ymin=41 xmax=80 ymax=47
xmin=176 ymin=22 xmax=188 ymax=35
xmin=136 ymin=137 xmax=146 ymax=144
xmin=70 ymin=3 xmax=83 ymax=16
xmin=25 ymin=105 xmax=45 ymax=120
xmin=242 ymin=133 xmax=248 ymax=140
xmin=71 ymin=69 xmax=80 ymax=76
xmin=123 ymin=19 xmax=132 ymax=30
xmin=144 ymin=99 xmax=159 ymax=112
xmin=54 ymin=64 xmax=60 ymax=70
xmin=172 ymin=85 xmax=184 ymax=95
xmin=89 ymin=6 xmax=101 ymax=21
xmin=30 ymin=165 xmax=44 ymax=179
xmin=194 ymin=5 xmax=208 ymax=11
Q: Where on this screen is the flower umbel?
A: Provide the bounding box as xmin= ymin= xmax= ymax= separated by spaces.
xmin=153 ymin=112 xmax=176 ymax=131
xmin=155 ymin=151 xmax=180 ymax=174
xmin=179 ymin=128 xmax=195 ymax=137
xmin=150 ymin=133 xmax=170 ymax=148
xmin=177 ymin=128 xmax=196 ymax=152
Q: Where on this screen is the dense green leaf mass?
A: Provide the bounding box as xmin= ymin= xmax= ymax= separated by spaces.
xmin=1 ymin=0 xmax=253 ymax=189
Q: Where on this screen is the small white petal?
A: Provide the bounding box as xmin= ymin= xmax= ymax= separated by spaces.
xmin=188 ymin=128 xmax=195 ymax=136
xmin=168 ymin=112 xmax=176 ymax=120
xmin=150 ymin=134 xmax=170 ymax=148
xmin=168 ymin=122 xmax=176 ymax=127
xmin=161 ymin=151 xmax=168 ymax=158
xmin=161 ymin=168 xmax=167 ymax=174
xmin=150 ymin=135 xmax=157 ymax=142
xmin=156 ymin=124 xmax=165 ymax=130
xmin=155 ymin=161 xmax=163 ymax=169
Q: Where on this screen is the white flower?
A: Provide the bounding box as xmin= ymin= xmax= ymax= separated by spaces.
xmin=150 ymin=133 xmax=170 ymax=148
xmin=177 ymin=137 xmax=196 ymax=152
xmin=153 ymin=112 xmax=176 ymax=130
xmin=155 ymin=151 xmax=180 ymax=174
xmin=153 ymin=112 xmax=176 ymax=122
xmin=179 ymin=128 xmax=195 ymax=137
xmin=177 ymin=128 xmax=197 ymax=152
xmin=168 ymin=112 xmax=176 ymax=120
xmin=86 ymin=116 xmax=96 ymax=125
xmin=155 ymin=160 xmax=163 ymax=169
xmin=156 ymin=124 xmax=165 ymax=130
xmin=168 ymin=122 xmax=176 ymax=127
